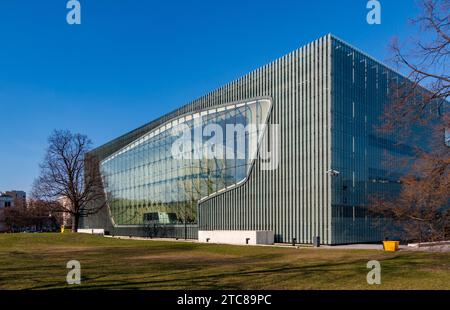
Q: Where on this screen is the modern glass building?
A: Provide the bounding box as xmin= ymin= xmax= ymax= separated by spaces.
xmin=82 ymin=34 xmax=421 ymax=244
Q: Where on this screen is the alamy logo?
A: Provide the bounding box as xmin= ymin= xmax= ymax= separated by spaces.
xmin=66 ymin=0 xmax=81 ymax=25
xmin=66 ymin=260 xmax=81 ymax=285
xmin=366 ymin=0 xmax=381 ymax=25
xmin=366 ymin=260 xmax=381 ymax=285
xmin=171 ymin=119 xmax=280 ymax=171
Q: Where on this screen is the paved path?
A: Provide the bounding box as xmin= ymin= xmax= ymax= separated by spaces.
xmin=318 ymin=243 xmax=450 ymax=252
xmin=106 ymin=236 xmax=450 ymax=252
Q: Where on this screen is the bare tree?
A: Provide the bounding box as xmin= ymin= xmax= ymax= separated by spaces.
xmin=370 ymin=0 xmax=450 ymax=242
xmin=32 ymin=130 xmax=106 ymax=232
xmin=390 ymin=0 xmax=449 ymax=103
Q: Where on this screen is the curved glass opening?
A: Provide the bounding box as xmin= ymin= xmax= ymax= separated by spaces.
xmin=100 ymin=99 xmax=272 ymax=226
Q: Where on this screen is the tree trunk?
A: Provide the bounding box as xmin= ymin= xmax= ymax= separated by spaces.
xmin=72 ymin=214 xmax=80 ymax=233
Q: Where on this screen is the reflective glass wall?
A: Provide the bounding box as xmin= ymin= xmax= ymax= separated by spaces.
xmin=100 ymin=99 xmax=271 ymax=226
xmin=331 ymin=38 xmax=412 ymax=243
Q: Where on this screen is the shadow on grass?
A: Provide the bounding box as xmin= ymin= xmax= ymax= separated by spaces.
xmin=25 ymin=258 xmax=375 ymax=290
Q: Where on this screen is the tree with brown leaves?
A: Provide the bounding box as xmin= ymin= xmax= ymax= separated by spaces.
xmin=3 ymin=199 xmax=61 ymax=232
xmin=371 ymin=0 xmax=449 ymax=242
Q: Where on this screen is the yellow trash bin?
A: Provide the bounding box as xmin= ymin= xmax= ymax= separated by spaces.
xmin=383 ymin=241 xmax=400 ymax=252
xmin=61 ymin=225 xmax=65 ymax=234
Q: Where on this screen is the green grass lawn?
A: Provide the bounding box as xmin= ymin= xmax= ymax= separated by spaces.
xmin=0 ymin=233 xmax=448 ymax=290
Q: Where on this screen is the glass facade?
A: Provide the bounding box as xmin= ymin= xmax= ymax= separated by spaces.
xmin=100 ymin=99 xmax=271 ymax=226
xmin=331 ymin=39 xmax=413 ymax=243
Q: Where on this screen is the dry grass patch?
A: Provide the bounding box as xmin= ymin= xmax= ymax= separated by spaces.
xmin=0 ymin=234 xmax=449 ymax=290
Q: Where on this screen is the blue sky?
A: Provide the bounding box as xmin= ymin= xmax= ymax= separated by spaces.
xmin=0 ymin=0 xmax=420 ymax=194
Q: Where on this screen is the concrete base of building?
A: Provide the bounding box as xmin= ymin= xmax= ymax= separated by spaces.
xmin=78 ymin=228 xmax=105 ymax=235
xmin=198 ymin=230 xmax=274 ymax=245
